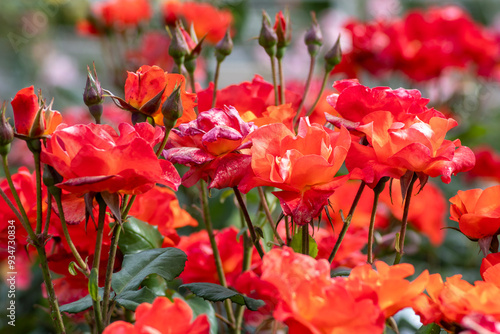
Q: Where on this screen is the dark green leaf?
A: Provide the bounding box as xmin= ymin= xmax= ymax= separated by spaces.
xmin=118 ymin=217 xmax=164 ymax=254
xmin=415 ymin=323 xmax=442 ymax=334
xmin=112 ymin=248 xmax=187 ymax=295
xmin=181 ymin=282 xmax=265 ymax=311
xmin=115 ymin=287 xmax=157 ymax=311
xmin=60 ymin=289 xmax=113 ymax=313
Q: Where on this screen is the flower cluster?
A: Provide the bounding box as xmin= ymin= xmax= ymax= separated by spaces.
xmin=336 ymin=5 xmax=500 ymax=81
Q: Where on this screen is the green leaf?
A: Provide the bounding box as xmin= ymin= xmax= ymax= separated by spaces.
xmin=415 ymin=323 xmax=442 ymax=334
xmin=141 ymin=274 xmax=167 ymax=297
xmin=88 ymin=268 xmax=100 ymax=302
xmin=118 ymin=217 xmax=164 ymax=254
xmin=60 ymin=288 xmax=112 ymax=313
xmin=68 ymin=261 xmax=78 ymax=276
xmin=181 ymin=283 xmax=265 ymax=311
xmin=112 ymin=248 xmax=187 ymax=295
xmin=290 ymin=229 xmax=319 ymax=258
xmin=115 ymin=287 xmax=157 ymax=311
xmin=185 ymin=296 xmax=219 ymax=334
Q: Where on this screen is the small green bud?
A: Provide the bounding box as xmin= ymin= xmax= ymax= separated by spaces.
xmin=215 ymin=28 xmax=233 ymax=63
xmin=304 ymin=12 xmax=323 ymax=57
xmin=324 ymin=35 xmax=342 ymax=72
xmin=169 ymin=21 xmax=190 ymax=68
xmin=0 ymin=102 xmax=14 ymax=156
xmin=258 ymin=11 xmax=277 ymax=57
xmin=162 ymin=85 xmax=183 ymax=130
xmin=83 ymin=63 xmax=104 ymax=123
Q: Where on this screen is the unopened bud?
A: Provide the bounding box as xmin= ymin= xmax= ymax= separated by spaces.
xmin=162 ymin=85 xmax=183 ymax=130
xmin=324 ymin=35 xmax=342 ymax=72
xmin=43 ymin=164 xmax=63 ymax=196
xmin=169 ymin=21 xmax=190 ymax=68
xmin=259 ymin=11 xmax=277 ymax=57
xmin=215 ymin=28 xmax=233 ymax=63
xmin=304 ymin=12 xmax=323 ymax=57
xmin=83 ymin=63 xmax=104 ymax=124
xmin=0 ymin=102 xmax=14 ymax=156
xmin=274 ymin=9 xmax=291 ymax=59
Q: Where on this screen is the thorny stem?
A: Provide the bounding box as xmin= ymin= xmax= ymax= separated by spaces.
xmin=270 ymin=56 xmax=279 ymax=105
xmin=33 ymin=148 xmax=43 ymax=235
xmin=305 ymin=70 xmax=329 ymax=118
xmin=102 ymin=224 xmax=122 ymax=325
xmin=257 ymin=187 xmax=284 ymax=246
xmin=92 ymin=195 xmax=107 ymax=334
xmin=302 ymin=224 xmax=309 ymax=255
xmin=2 ymin=155 xmax=66 ymax=333
xmin=234 ymin=208 xmax=253 ymax=334
xmin=277 ymin=57 xmax=285 ymax=104
xmin=200 ymin=181 xmax=235 ymax=326
xmin=188 ymin=70 xmax=199 ymax=115
xmin=44 ymin=194 xmax=52 ymax=237
xmin=285 ymin=216 xmax=291 ymax=246
xmin=367 ymin=179 xmax=388 ymax=264
xmin=328 ymin=181 xmax=366 ymax=263
xmin=394 ymin=173 xmax=418 ymax=265
xmin=0 ymin=187 xmax=23 ymax=225
xmin=293 ymin=55 xmax=316 ymax=127
xmin=155 ymin=124 xmax=174 ymax=157
xmin=212 ymin=61 xmax=221 ymax=108
xmin=233 ymin=187 xmax=265 ymax=258
xmin=53 ymin=191 xmax=89 ymax=276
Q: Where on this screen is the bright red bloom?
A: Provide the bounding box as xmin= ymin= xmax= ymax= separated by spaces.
xmin=0 ymin=167 xmax=57 ymax=248
xmin=164 ymin=106 xmax=255 ymax=189
xmin=197 ymin=75 xmax=302 ymax=120
xmin=326 ymin=79 xmax=435 ymax=126
xmin=177 ymin=227 xmax=260 ymax=286
xmin=103 ymin=297 xmax=210 ymax=334
xmin=335 ymin=6 xmax=500 ymax=81
xmin=124 ymin=65 xmax=196 ymax=126
xmin=240 ymin=119 xmax=351 ymax=225
xmin=41 ymin=122 xmax=180 ymax=195
xmin=96 ymin=0 xmax=151 ymax=29
xmin=11 ymin=86 xmax=62 ymax=138
xmin=162 ymin=1 xmax=233 ymax=44
xmin=314 ymin=225 xmax=368 ymax=269
xmin=260 ymin=247 xmax=385 ymax=334
xmin=450 ymin=186 xmax=500 ymax=240
xmin=467 ymin=146 xmax=500 ymax=183
xmin=129 ymin=185 xmax=198 ymax=246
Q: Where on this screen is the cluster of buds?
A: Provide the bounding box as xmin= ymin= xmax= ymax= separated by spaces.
xmin=169 ymin=21 xmax=205 ymax=74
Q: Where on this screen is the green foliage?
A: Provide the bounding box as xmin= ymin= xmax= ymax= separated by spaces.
xmin=181 ymin=282 xmax=265 ymax=311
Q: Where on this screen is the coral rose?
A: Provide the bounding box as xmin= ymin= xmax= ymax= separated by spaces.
xmin=103 ymin=297 xmax=210 ymax=334
xmin=41 ymin=122 xmax=180 ymax=195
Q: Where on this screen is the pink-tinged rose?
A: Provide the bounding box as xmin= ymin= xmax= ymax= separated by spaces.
xmin=164 ymin=106 xmax=255 ymax=189
xmin=41 ymin=122 xmax=180 ymax=195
